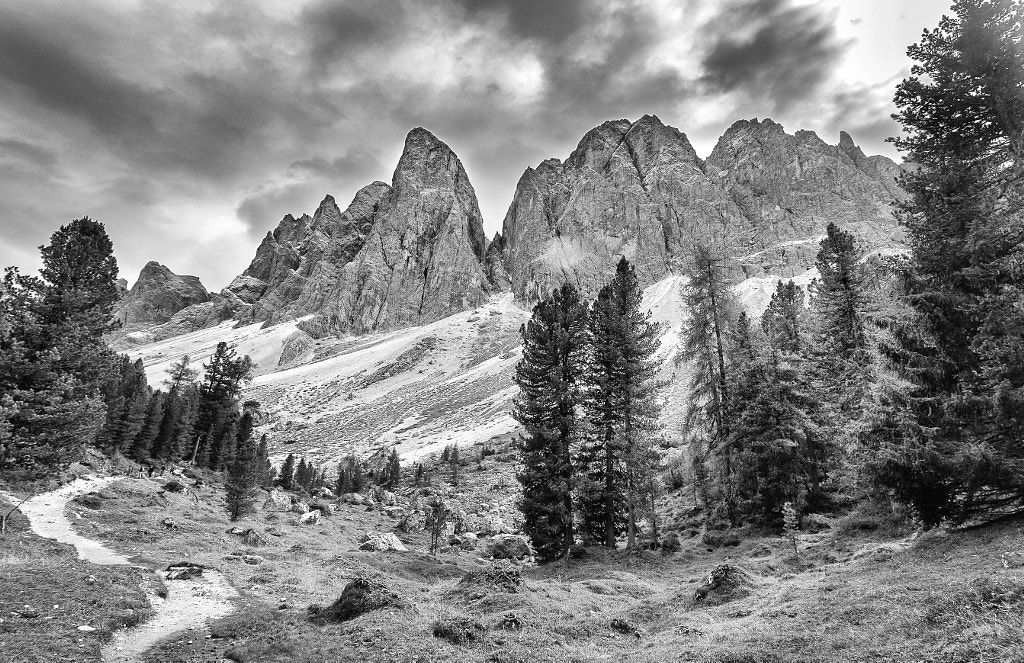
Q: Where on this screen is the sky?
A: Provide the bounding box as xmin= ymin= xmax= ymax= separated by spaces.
xmin=0 ymin=0 xmax=949 ymax=290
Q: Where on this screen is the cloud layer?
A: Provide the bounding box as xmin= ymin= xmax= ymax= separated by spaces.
xmin=0 ymin=0 xmax=939 ymax=290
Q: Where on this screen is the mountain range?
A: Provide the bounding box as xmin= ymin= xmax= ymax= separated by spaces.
xmin=115 ymin=115 xmax=904 ymax=460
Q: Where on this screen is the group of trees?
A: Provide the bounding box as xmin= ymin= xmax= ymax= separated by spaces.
xmin=0 ymin=217 xmax=271 ymax=522
xmin=514 ymin=258 xmax=661 ymax=562
xmin=514 ymin=1 xmax=1024 ymax=554
xmin=683 ymin=226 xmax=865 ymax=527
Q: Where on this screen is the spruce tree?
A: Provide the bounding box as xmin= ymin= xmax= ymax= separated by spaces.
xmin=194 ymin=342 xmax=254 ymax=468
xmin=0 ymin=219 xmax=119 ymax=476
xmin=225 ymin=436 xmax=258 ymax=521
xmin=384 ymin=448 xmax=401 ymax=488
xmin=513 ymin=282 xmax=588 ymax=562
xmin=812 ymin=224 xmax=866 ymax=362
xmin=866 ymin=0 xmax=1024 ymax=526
xmin=761 ymin=280 xmax=803 ymax=353
xmin=279 ymin=453 xmax=296 ymax=490
xmin=131 ymin=391 xmax=164 ymax=461
xmin=580 ymin=258 xmax=661 ymax=548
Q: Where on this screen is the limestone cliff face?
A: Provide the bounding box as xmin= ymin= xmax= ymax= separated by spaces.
xmin=295 ymin=127 xmax=492 ymax=335
xmin=706 ymin=119 xmax=905 ymax=277
xmin=499 ymin=115 xmax=904 ymax=299
xmin=112 ymin=261 xmax=211 ymax=326
xmin=500 ymin=115 xmax=749 ymax=299
xmin=219 ymin=127 xmax=492 ymax=336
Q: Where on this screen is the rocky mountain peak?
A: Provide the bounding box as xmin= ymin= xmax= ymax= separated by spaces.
xmin=112 ymin=261 xmax=211 ymax=327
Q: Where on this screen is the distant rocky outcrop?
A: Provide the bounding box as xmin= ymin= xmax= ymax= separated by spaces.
xmin=112 ymin=262 xmax=211 ymax=327
xmin=497 ymin=115 xmax=904 ymax=301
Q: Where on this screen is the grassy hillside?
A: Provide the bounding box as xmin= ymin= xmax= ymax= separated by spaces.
xmin=54 ymin=445 xmax=1024 ymax=663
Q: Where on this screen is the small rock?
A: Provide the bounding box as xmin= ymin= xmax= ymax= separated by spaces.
xmin=358 ymin=531 xmax=408 ymax=552
xmin=299 ymin=510 xmax=321 ymax=525
xmin=77 ymin=625 xmax=96 ymax=632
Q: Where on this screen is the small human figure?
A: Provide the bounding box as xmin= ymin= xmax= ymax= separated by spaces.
xmin=147 ymin=465 xmax=155 ymax=478
xmin=159 ymin=465 xmax=166 ymax=477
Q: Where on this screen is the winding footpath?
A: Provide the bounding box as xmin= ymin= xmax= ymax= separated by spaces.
xmin=2 ymin=476 xmax=238 ymax=662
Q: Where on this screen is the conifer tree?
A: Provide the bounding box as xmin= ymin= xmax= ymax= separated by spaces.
xmin=761 ymin=280 xmax=803 ymax=353
xmin=131 ymin=391 xmax=164 ymax=460
xmin=225 ymin=436 xmax=259 ymax=521
xmin=383 ymin=448 xmax=401 ymax=488
xmin=580 ymin=258 xmax=661 ymax=548
xmin=256 ymin=435 xmax=272 ymax=488
xmin=296 ymin=457 xmax=309 ymax=491
xmin=681 ymin=246 xmax=737 ymax=522
xmin=194 ymin=343 xmax=254 ymax=468
xmin=0 ymin=218 xmax=119 ymax=476
xmin=866 ymin=0 xmax=1024 ymax=525
xmin=812 ymin=224 xmax=866 ymax=362
xmin=279 ymin=453 xmax=296 ymax=490
xmin=513 ymin=282 xmax=588 ymax=561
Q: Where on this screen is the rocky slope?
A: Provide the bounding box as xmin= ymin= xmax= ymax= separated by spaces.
xmin=497 ymin=115 xmax=904 ymax=301
xmin=112 ymin=262 xmax=211 ymax=327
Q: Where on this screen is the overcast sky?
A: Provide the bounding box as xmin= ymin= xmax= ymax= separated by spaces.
xmin=0 ymin=0 xmax=948 ymax=290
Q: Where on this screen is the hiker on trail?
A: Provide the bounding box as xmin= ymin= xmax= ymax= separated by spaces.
xmin=147 ymin=466 xmax=155 ymax=478
xmin=159 ymin=465 xmax=166 ymax=477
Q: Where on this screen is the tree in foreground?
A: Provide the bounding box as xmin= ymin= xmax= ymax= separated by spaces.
xmin=0 ymin=218 xmax=118 ymax=477
xmin=866 ymin=0 xmax=1024 ymax=526
xmin=579 ymin=258 xmax=661 ymax=549
xmin=513 ymin=282 xmax=588 ymax=561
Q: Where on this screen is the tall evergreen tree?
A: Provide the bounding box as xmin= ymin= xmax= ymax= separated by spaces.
xmin=193 ymin=342 xmax=254 ymax=468
xmin=0 ymin=219 xmax=119 ymax=476
xmin=866 ymin=0 xmax=1024 ymax=526
xmin=131 ymin=391 xmax=165 ymax=460
xmin=812 ymin=224 xmax=866 ymax=362
xmin=279 ymin=453 xmax=296 ymax=490
xmin=681 ymin=246 xmax=738 ymax=522
xmin=513 ymin=282 xmax=589 ymax=562
xmin=225 ymin=436 xmax=259 ymax=521
xmin=580 ymin=258 xmax=661 ymax=548
xmin=761 ymin=280 xmax=803 ymax=353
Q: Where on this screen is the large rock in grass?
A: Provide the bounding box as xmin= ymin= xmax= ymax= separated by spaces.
xmin=308 ymin=577 xmax=406 ymax=623
xmin=358 ymin=531 xmax=408 ymax=552
xmin=299 ymin=510 xmax=321 ymax=526
xmin=485 ymin=534 xmax=534 ymax=561
xmin=264 ymin=488 xmax=290 ymax=510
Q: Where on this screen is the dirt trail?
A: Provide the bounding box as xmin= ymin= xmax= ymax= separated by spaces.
xmin=3 ymin=475 xmax=238 ymax=662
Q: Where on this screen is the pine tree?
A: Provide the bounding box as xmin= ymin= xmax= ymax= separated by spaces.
xmin=131 ymin=391 xmax=165 ymax=461
xmin=0 ymin=219 xmax=119 ymax=476
xmin=761 ymin=280 xmax=803 ymax=353
xmin=812 ymin=224 xmax=866 ymax=362
xmin=513 ymin=282 xmax=588 ymax=561
xmin=681 ymin=246 xmax=738 ymax=523
xmin=866 ymin=0 xmax=1024 ymax=526
xmin=384 ymin=448 xmax=401 ymax=488
xmin=580 ymin=258 xmax=661 ymax=548
xmin=296 ymin=457 xmax=309 ymax=492
xmin=225 ymin=436 xmax=259 ymax=521
xmin=193 ymin=343 xmax=254 ymax=468
xmin=449 ymin=445 xmax=460 ymax=486
xmin=279 ymin=453 xmax=296 ymax=490
xmin=256 ymin=435 xmax=272 ymax=488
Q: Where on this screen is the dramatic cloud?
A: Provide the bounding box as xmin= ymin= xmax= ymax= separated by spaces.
xmin=0 ymin=0 xmax=946 ymax=291
xmin=699 ymin=0 xmax=849 ymax=112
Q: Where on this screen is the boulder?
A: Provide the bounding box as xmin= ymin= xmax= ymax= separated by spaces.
xmin=165 ymin=563 xmax=204 ymax=581
xmin=397 ymin=511 xmax=424 ymax=533
xmin=314 ymin=487 xmax=336 ymax=499
xmin=485 ymin=534 xmax=533 ymax=561
xmin=299 ymin=510 xmax=321 ymax=526
xmin=241 ymin=529 xmax=270 ymax=547
xmin=358 ymin=531 xmax=408 ymax=552
xmin=290 ymin=501 xmax=310 ymax=514
xmin=265 ymin=488 xmax=290 ymax=510
xmin=308 ymin=577 xmax=406 ymax=623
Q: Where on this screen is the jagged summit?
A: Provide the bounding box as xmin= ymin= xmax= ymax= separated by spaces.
xmin=112 ymin=262 xmax=211 ymax=327
xmin=120 ymin=118 xmax=905 ymax=348
xmin=497 ymin=116 xmax=905 ymax=301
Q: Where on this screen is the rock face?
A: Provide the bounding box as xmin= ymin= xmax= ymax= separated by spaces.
xmin=226 ymin=128 xmax=493 ymax=336
xmin=497 ymin=115 xmax=904 ymax=300
xmin=113 ymin=262 xmax=211 ymax=326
